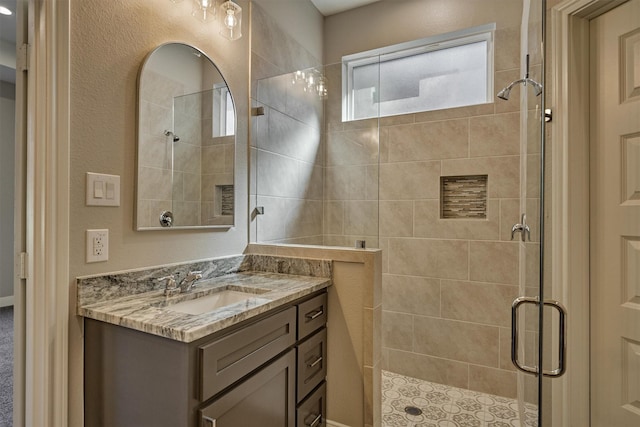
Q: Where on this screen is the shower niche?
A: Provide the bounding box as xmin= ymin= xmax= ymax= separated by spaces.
xmin=440 ymin=175 xmax=488 ymax=219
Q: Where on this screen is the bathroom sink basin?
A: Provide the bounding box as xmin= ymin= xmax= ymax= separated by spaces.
xmin=166 ymin=289 xmax=267 ymax=315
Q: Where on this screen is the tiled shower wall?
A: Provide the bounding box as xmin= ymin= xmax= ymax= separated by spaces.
xmin=250 ymin=0 xmax=546 ymax=402
xmin=250 ymin=2 xmax=325 ymax=244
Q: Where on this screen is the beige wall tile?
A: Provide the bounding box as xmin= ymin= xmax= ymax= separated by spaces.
xmin=441 ymin=156 xmax=520 ymax=199
xmin=324 ymin=165 xmax=366 ymax=201
xmin=499 ymin=198 xmax=520 ymax=241
xmin=255 ymin=196 xmax=287 ymax=242
xmin=380 ymin=114 xmax=415 ymax=127
xmin=414 ymin=102 xmax=494 ymax=123
xmin=174 ymin=141 xmax=202 ymax=174
xmin=326 ymin=128 xmax=379 ymax=166
xmin=344 ymin=200 xmax=379 ymax=236
xmin=498 ymin=327 xmax=516 ymax=371
xmin=414 ymin=199 xmax=500 ymax=240
xmin=387 ymin=119 xmax=469 ymax=162
xmin=387 ymin=349 xmax=469 ymax=389
xmin=527 ymin=153 xmax=541 ymax=198
xmin=323 ymin=201 xmax=344 ymax=235
xmin=469 ymin=241 xmax=519 ymax=285
xmin=441 ymin=280 xmax=517 ymax=327
xmin=495 ymin=26 xmax=520 ymax=71
xmin=468 ymin=365 xmax=517 ymax=398
xmin=379 ymin=237 xmax=389 ymax=274
xmin=470 ymin=112 xmax=520 ymax=157
xmin=138 ymin=166 xmax=172 ymax=201
xmin=388 ymin=238 xmax=469 ymax=280
xmin=285 ymin=199 xmax=323 ymax=239
xmin=383 ymin=274 xmax=440 ymax=317
xmin=138 ymin=133 xmax=170 ymax=169
xmin=413 ymin=316 xmax=499 ymax=366
xmin=382 ymin=311 xmax=413 ymax=352
xmin=379 ymin=201 xmax=413 ymax=237
xmin=380 ymin=161 xmax=441 ymax=200
xmin=256 ymin=150 xmax=299 ymax=198
xmin=525 ymin=242 xmax=540 ymax=287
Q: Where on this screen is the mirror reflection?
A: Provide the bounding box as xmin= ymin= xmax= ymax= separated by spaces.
xmin=136 ymin=43 xmax=235 ymax=230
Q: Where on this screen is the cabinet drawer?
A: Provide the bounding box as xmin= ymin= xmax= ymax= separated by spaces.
xmin=297 ymin=293 xmax=327 ymax=340
xmin=296 ymin=382 xmax=326 ymax=427
xmin=199 ymin=306 xmax=296 ymax=401
xmin=297 ymin=328 xmax=327 ymax=403
xmin=200 ymin=350 xmax=296 ymax=427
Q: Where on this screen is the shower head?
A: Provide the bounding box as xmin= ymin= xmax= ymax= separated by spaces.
xmin=496 ymin=78 xmax=543 ymax=101
xmin=497 ymin=85 xmax=513 ymax=101
xmin=164 ymin=130 xmax=180 ymax=142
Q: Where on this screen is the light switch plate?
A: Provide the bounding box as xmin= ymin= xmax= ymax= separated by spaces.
xmin=86 ymin=172 xmax=120 ymax=206
xmin=86 ymin=229 xmax=109 ymax=263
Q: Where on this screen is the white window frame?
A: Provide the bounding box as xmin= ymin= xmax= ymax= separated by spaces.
xmin=342 ymin=23 xmax=496 ymax=121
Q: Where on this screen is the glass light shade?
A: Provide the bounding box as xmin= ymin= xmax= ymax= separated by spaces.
xmin=218 ymin=1 xmax=242 ymax=41
xmin=192 ymin=0 xmax=215 ymax=22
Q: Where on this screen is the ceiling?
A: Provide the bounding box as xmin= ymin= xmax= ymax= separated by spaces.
xmin=310 ymin=0 xmax=381 ymax=16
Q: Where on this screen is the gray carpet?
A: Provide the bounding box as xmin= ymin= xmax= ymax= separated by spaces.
xmin=0 ymin=306 xmax=13 ymax=427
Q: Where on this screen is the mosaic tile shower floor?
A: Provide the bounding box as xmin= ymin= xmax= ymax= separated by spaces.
xmin=382 ymin=370 xmax=538 ymax=427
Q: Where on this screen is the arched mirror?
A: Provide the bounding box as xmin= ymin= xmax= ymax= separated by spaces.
xmin=136 ymin=43 xmax=236 ymax=230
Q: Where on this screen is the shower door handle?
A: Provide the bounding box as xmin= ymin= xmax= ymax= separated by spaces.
xmin=511 ymin=296 xmax=567 ymax=377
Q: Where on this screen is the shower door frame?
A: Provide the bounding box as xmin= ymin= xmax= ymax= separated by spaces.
xmin=549 ymin=0 xmax=629 ymax=424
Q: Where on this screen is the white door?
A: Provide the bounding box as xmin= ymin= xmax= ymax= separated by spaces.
xmin=590 ymin=0 xmax=640 ymax=425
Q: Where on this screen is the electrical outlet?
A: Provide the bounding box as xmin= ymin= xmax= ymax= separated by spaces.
xmin=86 ymin=229 xmax=109 ymax=263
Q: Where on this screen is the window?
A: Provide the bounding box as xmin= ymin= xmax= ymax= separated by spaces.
xmin=342 ymin=24 xmax=495 ymax=121
xmin=212 ymin=84 xmax=235 ymax=137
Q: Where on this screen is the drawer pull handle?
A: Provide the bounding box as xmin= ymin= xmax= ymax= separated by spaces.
xmin=202 ymin=416 xmax=217 ymax=427
xmin=305 ymin=309 xmax=323 ymax=321
xmin=307 ymin=356 xmax=323 ymax=368
xmin=306 ymin=413 xmax=322 ymax=427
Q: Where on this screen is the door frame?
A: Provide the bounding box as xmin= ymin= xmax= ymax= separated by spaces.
xmin=549 ymin=0 xmax=627 ymax=425
xmin=19 ymin=0 xmax=71 ymax=425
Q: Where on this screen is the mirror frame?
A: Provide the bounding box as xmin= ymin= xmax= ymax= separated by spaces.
xmin=135 ymin=42 xmax=237 ymax=231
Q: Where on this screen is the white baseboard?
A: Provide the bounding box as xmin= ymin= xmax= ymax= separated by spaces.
xmin=326 ymin=421 xmax=352 ymax=427
xmin=0 ymin=295 xmax=14 ymax=307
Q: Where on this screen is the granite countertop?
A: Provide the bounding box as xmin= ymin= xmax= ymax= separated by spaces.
xmin=78 ymin=270 xmax=331 ymax=343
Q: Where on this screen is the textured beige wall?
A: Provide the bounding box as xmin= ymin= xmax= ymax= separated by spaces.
xmin=68 ymin=0 xmax=250 ymax=424
xmin=324 ymin=0 xmax=523 ymax=64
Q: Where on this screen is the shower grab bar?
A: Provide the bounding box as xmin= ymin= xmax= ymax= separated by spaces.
xmin=511 ymin=296 xmax=567 ymax=377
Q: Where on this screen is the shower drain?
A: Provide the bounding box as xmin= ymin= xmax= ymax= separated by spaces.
xmin=404 ymin=406 xmax=423 ymax=416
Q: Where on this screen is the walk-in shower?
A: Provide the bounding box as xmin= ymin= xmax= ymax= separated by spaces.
xmin=250 ymin=0 xmax=553 ymax=425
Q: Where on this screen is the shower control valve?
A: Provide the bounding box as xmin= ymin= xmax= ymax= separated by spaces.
xmin=511 ymin=214 xmax=531 ymax=242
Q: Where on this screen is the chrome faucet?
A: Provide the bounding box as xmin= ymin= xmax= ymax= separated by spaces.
xmin=179 ymin=270 xmax=203 ymax=293
xmin=157 ymin=275 xmax=180 ymax=297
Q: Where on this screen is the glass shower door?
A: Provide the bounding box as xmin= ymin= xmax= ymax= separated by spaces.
xmin=508 ymin=1 xmax=566 ymax=425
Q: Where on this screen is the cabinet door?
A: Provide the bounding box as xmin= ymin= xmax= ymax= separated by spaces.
xmin=200 ymin=350 xmax=296 ymax=427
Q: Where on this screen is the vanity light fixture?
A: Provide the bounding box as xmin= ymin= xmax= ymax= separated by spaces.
xmin=0 ymin=6 xmax=12 ymax=15
xmin=218 ymin=0 xmax=242 ymax=41
xmin=168 ymin=0 xmax=242 ymax=40
xmin=192 ymin=0 xmax=216 ymax=22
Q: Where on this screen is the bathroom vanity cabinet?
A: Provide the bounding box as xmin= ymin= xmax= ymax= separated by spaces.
xmin=84 ymin=291 xmax=327 ymax=427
